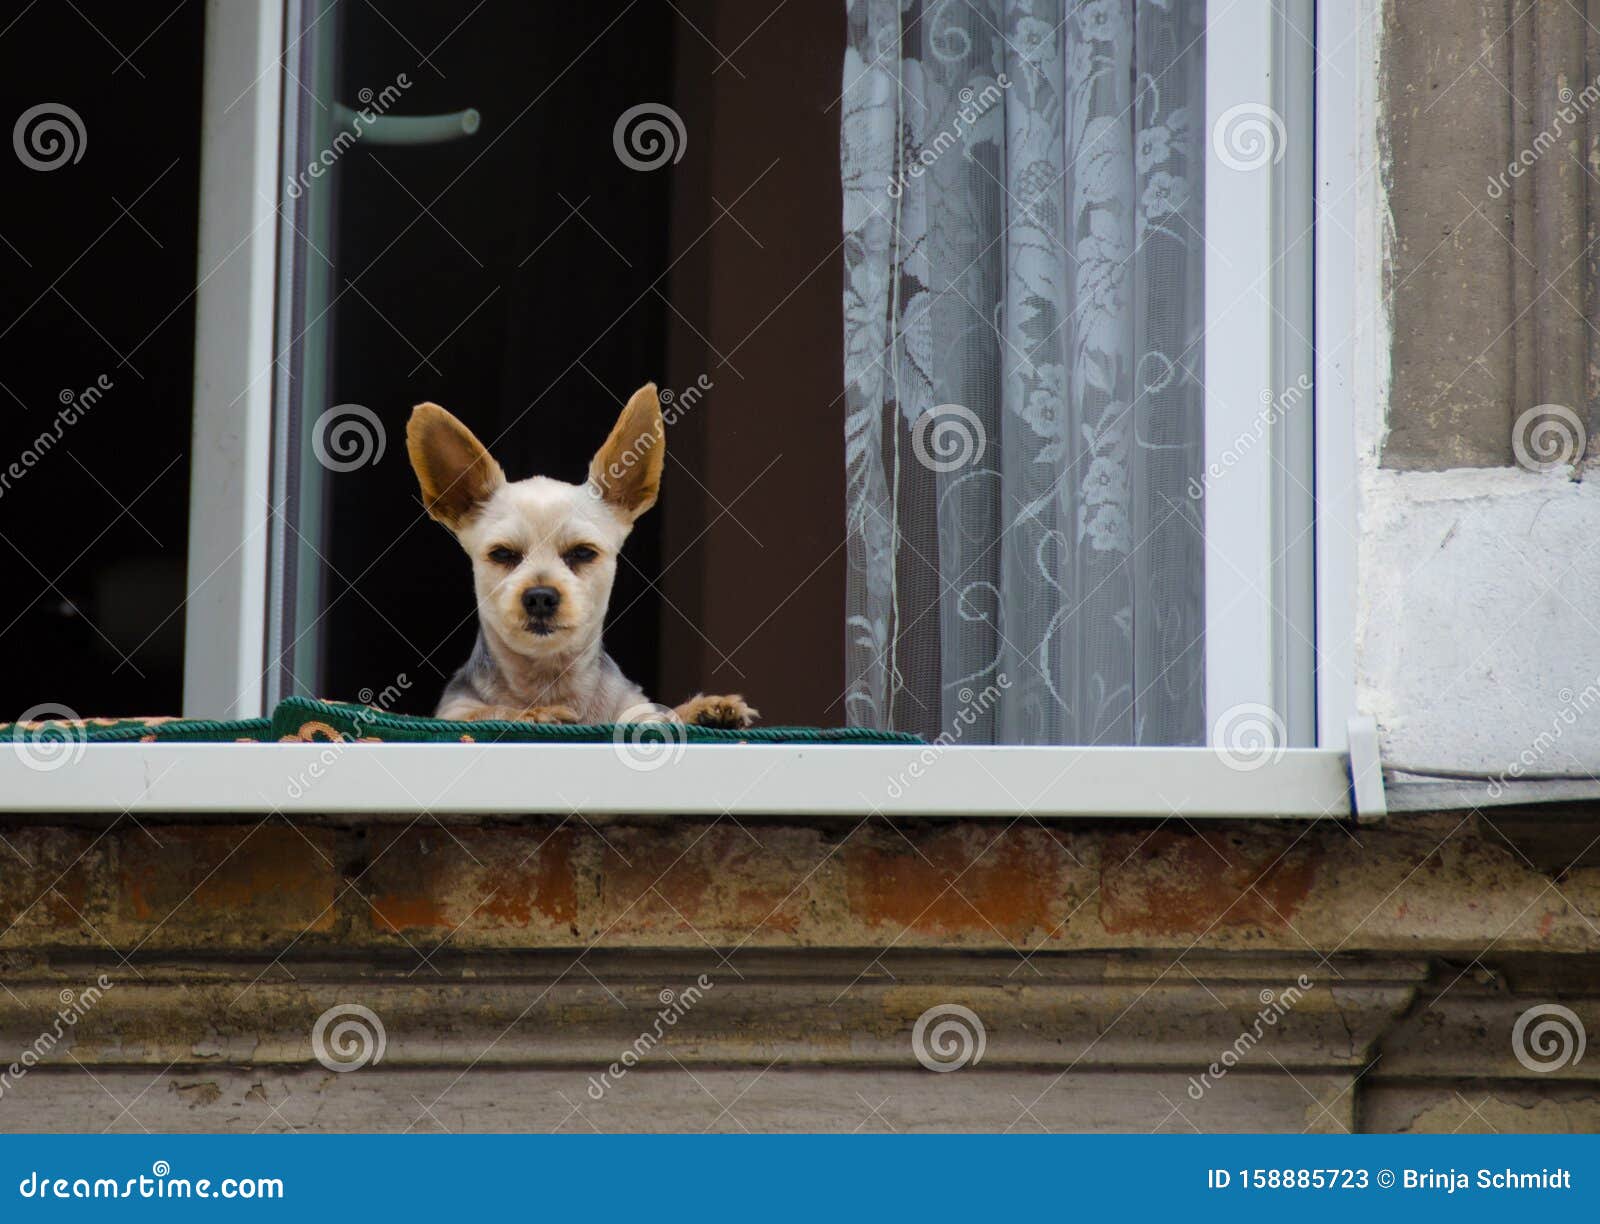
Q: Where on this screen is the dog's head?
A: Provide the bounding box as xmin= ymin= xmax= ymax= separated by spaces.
xmin=405 ymin=383 xmax=664 ymax=659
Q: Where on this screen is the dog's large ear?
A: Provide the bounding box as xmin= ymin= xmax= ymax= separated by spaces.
xmin=406 ymin=403 xmax=506 ymax=530
xmin=587 ymin=382 xmax=664 ymax=521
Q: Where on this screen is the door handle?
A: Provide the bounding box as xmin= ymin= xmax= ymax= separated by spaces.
xmin=332 ymin=104 xmax=480 ymax=146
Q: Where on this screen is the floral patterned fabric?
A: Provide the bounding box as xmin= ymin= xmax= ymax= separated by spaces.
xmin=842 ymin=0 xmax=1206 ymax=745
xmin=0 ymin=700 xmax=921 ymax=747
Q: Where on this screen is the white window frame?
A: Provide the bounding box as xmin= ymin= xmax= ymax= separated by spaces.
xmin=181 ymin=0 xmax=282 ymax=722
xmin=0 ymin=0 xmax=1378 ymax=820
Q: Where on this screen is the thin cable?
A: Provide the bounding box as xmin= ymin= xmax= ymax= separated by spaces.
xmin=1384 ymin=762 xmax=1600 ymax=784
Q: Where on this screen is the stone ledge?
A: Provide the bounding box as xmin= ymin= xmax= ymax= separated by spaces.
xmin=0 ymin=952 xmax=1418 ymax=1072
xmin=3 ymin=948 xmax=1594 ymax=1132
xmin=0 ymin=1067 xmax=1360 ymax=1134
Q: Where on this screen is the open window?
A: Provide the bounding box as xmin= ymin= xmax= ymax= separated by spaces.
xmin=4 ymin=0 xmax=1373 ymax=818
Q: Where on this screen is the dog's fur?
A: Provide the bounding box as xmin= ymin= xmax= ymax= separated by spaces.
xmin=405 ymin=383 xmax=758 ymax=729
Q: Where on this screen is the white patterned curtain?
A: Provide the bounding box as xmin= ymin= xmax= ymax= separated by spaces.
xmin=842 ymin=0 xmax=1206 ymax=746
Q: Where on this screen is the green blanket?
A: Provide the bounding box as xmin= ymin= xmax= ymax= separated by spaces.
xmin=4 ymin=697 xmax=921 ymax=745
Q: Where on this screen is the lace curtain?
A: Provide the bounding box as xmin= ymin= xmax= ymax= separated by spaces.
xmin=841 ymin=0 xmax=1207 ymax=745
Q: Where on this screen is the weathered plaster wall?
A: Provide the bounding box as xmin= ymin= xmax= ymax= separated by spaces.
xmin=1382 ymin=0 xmax=1518 ymax=469
xmin=1358 ymin=468 xmax=1600 ymax=772
xmin=3 ymin=814 xmax=1597 ymax=956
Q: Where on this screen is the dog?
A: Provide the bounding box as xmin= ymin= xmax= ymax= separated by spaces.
xmin=405 ymin=383 xmax=758 ymax=730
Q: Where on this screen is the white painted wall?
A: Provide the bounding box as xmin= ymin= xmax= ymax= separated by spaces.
xmin=1358 ymin=469 xmax=1600 ymax=774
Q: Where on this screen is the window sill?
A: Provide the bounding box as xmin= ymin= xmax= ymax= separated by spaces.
xmin=0 ymin=742 xmax=1361 ymax=819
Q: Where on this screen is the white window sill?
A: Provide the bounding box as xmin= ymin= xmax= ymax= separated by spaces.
xmin=0 ymin=743 xmax=1362 ymax=819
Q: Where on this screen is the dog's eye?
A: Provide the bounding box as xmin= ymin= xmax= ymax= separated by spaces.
xmin=487 ymin=546 xmax=522 ymax=566
xmin=562 ymin=545 xmax=598 ymax=567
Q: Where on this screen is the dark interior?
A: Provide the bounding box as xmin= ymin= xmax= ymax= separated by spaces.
xmin=0 ymin=2 xmax=205 ymax=719
xmin=319 ymin=1 xmax=676 ymax=716
xmin=317 ymin=0 xmax=847 ymax=724
xmin=0 ymin=0 xmax=847 ymax=727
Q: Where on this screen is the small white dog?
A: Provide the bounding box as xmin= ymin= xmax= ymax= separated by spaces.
xmin=406 ymin=382 xmax=758 ymax=728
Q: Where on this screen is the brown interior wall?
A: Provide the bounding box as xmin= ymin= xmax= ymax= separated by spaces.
xmin=658 ymin=1 xmax=847 ymax=725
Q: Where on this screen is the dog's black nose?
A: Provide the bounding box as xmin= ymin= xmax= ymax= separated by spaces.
xmin=522 ymin=586 xmax=561 ymax=618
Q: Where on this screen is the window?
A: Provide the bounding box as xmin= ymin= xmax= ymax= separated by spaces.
xmin=4 ymin=1 xmax=1371 ymax=818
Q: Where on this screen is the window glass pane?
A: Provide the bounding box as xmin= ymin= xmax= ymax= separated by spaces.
xmin=266 ymin=1 xmax=1308 ymax=746
xmin=270 ymin=0 xmax=848 ymax=725
xmin=1 ymin=5 xmax=205 ymax=720
xmin=841 ymin=0 xmax=1208 ymax=744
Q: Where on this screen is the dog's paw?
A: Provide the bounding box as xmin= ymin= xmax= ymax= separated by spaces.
xmin=674 ymin=693 xmax=760 ymax=730
xmin=517 ymin=704 xmax=580 ymax=725
xmin=454 ymin=703 xmax=580 ymax=724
